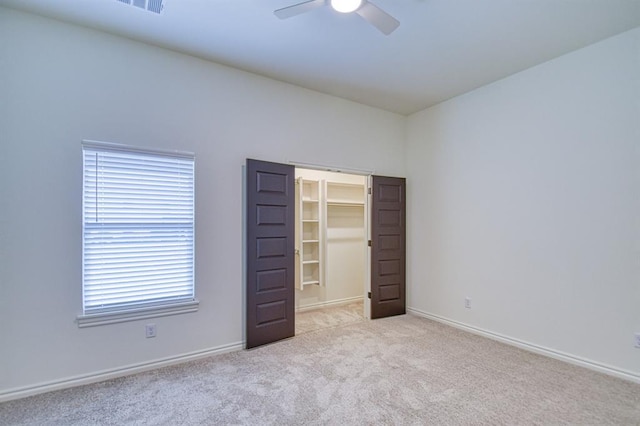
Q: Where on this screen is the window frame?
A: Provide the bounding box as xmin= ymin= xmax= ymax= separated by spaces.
xmin=77 ymin=140 xmax=198 ymax=327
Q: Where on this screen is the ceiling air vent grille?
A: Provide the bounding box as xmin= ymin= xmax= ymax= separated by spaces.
xmin=146 ymin=0 xmax=163 ymax=14
xmin=115 ymin=0 xmax=164 ymax=14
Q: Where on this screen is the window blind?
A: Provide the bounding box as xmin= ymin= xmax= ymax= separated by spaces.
xmin=82 ymin=142 xmax=195 ymax=315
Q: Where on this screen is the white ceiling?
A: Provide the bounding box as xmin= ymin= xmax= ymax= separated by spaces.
xmin=2 ymin=0 xmax=639 ymax=115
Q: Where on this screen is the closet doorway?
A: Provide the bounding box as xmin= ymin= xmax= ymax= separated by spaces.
xmin=246 ymin=159 xmax=405 ymax=349
xmin=294 ymin=169 xmax=368 ymax=335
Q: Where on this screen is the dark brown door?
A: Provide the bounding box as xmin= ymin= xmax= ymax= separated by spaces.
xmin=246 ymin=159 xmax=295 ymax=349
xmin=371 ymin=176 xmax=406 ymax=319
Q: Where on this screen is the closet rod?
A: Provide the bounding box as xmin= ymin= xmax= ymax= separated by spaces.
xmin=287 ymin=160 xmax=374 ymax=176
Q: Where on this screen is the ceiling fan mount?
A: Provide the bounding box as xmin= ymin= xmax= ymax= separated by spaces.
xmin=274 ymin=0 xmax=400 ymax=35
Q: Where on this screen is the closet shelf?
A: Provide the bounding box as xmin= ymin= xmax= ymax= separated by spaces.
xmin=297 ymin=177 xmax=323 ymax=290
xmin=327 ymin=200 xmax=365 ymax=206
xmin=326 ymin=236 xmax=366 ymax=242
xmin=326 ymin=181 xmax=365 ymax=205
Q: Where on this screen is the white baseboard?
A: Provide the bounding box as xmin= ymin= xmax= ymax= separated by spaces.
xmin=296 ymin=296 xmax=362 ymax=312
xmin=0 ymin=341 xmax=243 ymax=403
xmin=407 ymin=307 xmax=640 ymax=384
xmin=8 ymin=308 xmax=636 ymax=402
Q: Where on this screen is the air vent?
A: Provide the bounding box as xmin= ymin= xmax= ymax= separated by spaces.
xmin=147 ymin=0 xmax=163 ymax=13
xmin=115 ymin=0 xmax=164 ymax=14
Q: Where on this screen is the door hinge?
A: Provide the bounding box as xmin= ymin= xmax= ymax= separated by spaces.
xmin=368 ymin=240 xmax=372 ymax=247
xmin=368 ymin=187 xmax=372 ymax=195
xmin=367 ymin=292 xmax=371 ymax=299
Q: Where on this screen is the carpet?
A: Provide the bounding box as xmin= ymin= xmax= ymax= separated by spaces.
xmin=1 ymin=314 xmax=639 ymax=425
xmin=295 ymin=301 xmax=364 ymax=335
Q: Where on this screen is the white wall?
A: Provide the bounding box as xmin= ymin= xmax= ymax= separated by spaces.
xmin=406 ymin=28 xmax=640 ymax=378
xmin=0 ymin=7 xmax=405 ymax=396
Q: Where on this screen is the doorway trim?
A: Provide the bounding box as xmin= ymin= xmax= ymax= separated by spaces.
xmin=294 ymin=166 xmax=372 ymax=320
xmin=288 ymin=160 xmax=374 ymax=176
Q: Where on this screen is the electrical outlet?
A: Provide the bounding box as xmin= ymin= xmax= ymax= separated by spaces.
xmin=465 ymin=297 xmax=471 ymax=309
xmin=145 ymin=324 xmax=157 ymax=338
xmin=635 ymin=332 xmax=640 ymax=348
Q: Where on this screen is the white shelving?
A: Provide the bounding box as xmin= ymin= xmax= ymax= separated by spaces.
xmin=296 ymin=178 xmax=322 ymax=290
xmin=296 ymin=177 xmax=367 ymax=295
xmin=326 ymin=182 xmax=366 ymax=206
xmin=294 ymin=171 xmax=368 ymax=315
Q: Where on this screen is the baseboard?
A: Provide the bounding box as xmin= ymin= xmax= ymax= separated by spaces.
xmin=0 ymin=341 xmax=243 ymax=402
xmin=407 ymin=307 xmax=640 ymax=384
xmin=296 ymin=296 xmax=362 ymax=313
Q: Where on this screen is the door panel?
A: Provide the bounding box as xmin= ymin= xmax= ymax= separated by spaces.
xmin=371 ymin=175 xmax=406 ymax=319
xmin=246 ymin=159 xmax=295 ymax=349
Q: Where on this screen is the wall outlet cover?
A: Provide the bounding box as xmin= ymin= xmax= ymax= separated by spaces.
xmin=145 ymin=324 xmax=157 ymax=338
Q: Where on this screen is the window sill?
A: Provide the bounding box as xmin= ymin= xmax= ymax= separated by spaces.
xmin=76 ymin=300 xmax=199 ymax=328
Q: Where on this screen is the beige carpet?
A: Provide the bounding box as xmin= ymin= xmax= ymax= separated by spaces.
xmin=295 ymin=301 xmax=364 ymax=335
xmin=1 ymin=314 xmax=639 ymax=425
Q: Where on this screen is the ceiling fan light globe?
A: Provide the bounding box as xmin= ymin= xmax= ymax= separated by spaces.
xmin=330 ymin=0 xmax=363 ymax=13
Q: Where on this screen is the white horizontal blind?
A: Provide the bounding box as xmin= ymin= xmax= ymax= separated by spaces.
xmin=82 ymin=142 xmax=195 ymax=315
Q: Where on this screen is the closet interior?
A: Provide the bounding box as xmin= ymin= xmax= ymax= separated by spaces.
xmin=294 ymin=168 xmax=368 ymax=319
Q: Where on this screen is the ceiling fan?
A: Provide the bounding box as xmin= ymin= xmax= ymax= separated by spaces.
xmin=274 ymin=0 xmax=400 ymax=35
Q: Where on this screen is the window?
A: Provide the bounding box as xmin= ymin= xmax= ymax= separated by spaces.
xmin=78 ymin=141 xmax=196 ymax=327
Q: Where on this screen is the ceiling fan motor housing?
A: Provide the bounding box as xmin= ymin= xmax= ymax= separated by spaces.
xmin=330 ymin=0 xmax=364 ymax=14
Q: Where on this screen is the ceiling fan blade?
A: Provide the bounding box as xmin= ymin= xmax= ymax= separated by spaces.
xmin=274 ymin=0 xmax=325 ymax=19
xmin=355 ymin=1 xmax=400 ymax=35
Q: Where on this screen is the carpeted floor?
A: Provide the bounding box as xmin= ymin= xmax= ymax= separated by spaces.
xmin=295 ymin=300 xmax=364 ymax=335
xmin=1 ymin=313 xmax=639 ymax=425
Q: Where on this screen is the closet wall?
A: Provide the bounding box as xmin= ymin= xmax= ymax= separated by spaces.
xmin=294 ymin=169 xmax=367 ymax=311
